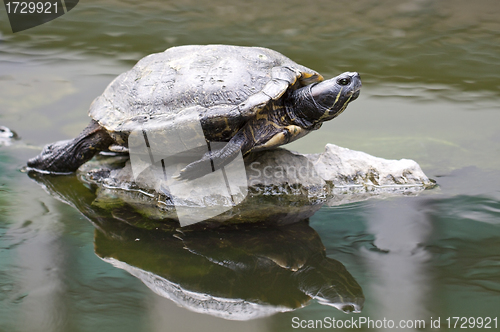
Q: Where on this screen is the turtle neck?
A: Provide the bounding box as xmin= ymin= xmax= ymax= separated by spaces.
xmin=283 ymin=84 xmax=323 ymax=130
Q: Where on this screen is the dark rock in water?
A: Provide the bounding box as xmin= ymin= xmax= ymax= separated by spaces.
xmin=75 ymin=144 xmax=433 ymax=226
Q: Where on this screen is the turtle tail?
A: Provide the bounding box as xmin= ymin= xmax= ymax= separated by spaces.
xmin=27 ymin=120 xmax=114 ymax=174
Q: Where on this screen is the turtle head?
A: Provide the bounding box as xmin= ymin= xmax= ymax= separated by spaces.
xmin=309 ymin=71 xmax=361 ymax=122
xmin=286 ymin=72 xmax=361 ymax=128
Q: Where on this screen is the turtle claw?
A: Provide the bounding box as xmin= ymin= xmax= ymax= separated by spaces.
xmin=172 ymin=172 xmax=190 ymax=182
xmin=173 ymin=143 xmax=241 ymax=181
xmin=173 ymin=171 xmax=195 ymax=182
xmin=173 ymin=163 xmax=209 ymax=181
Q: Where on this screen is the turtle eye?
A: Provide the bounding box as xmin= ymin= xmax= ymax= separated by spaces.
xmin=337 ymin=77 xmax=351 ymax=86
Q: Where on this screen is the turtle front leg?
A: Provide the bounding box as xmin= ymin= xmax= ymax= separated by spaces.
xmin=27 ymin=120 xmax=114 ymax=173
xmin=174 ymin=125 xmax=254 ymax=181
xmin=174 ymin=122 xmax=309 ymax=181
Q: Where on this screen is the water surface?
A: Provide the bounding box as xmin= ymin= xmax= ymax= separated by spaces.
xmin=1 ymin=0 xmax=500 ymax=331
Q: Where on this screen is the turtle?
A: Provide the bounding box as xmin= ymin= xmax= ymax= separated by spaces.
xmin=28 ymin=45 xmax=361 ymax=180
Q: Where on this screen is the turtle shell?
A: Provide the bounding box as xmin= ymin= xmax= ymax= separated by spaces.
xmin=89 ymin=45 xmax=323 ymax=137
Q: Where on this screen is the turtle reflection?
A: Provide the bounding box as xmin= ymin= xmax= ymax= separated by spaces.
xmin=95 ymin=220 xmax=364 ymax=320
xmin=29 ymin=172 xmax=364 ymax=320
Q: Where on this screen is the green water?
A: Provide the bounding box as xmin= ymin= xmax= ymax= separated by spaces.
xmin=1 ymin=0 xmax=500 ymax=331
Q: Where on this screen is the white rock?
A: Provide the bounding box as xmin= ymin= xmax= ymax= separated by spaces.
xmin=244 ymin=144 xmax=433 ymax=205
xmin=82 ymin=144 xmax=433 ymax=211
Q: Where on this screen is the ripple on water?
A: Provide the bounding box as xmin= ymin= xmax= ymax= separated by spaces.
xmin=421 ymin=195 xmax=500 ymax=292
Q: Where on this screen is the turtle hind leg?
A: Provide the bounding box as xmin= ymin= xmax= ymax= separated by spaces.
xmin=27 ymin=120 xmax=114 ymax=174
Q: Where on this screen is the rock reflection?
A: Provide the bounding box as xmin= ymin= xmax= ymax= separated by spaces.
xmin=29 ymin=172 xmax=364 ymax=320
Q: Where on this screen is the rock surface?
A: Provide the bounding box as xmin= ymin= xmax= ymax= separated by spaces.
xmin=0 ymin=126 xmax=17 ymax=147
xmin=245 ymin=144 xmax=433 ymax=205
xmin=77 ymin=144 xmax=434 ymax=226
